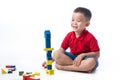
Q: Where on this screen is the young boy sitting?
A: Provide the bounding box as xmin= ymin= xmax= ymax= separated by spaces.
xmin=42 ymin=7 xmax=100 ymax=73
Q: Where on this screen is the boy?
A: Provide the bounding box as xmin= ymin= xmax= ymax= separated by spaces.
xmin=42 ymin=7 xmax=100 ymax=72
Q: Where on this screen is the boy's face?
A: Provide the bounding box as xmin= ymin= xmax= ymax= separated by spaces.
xmin=71 ymin=12 xmax=90 ymax=33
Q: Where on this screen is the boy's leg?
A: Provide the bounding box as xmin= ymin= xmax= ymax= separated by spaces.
xmin=53 ymin=50 xmax=73 ymax=65
xmin=55 ymin=56 xmax=98 ymax=72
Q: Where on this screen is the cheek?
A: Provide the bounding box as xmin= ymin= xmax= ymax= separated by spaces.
xmin=71 ymin=23 xmax=73 ymax=26
xmin=77 ymin=23 xmax=82 ymax=26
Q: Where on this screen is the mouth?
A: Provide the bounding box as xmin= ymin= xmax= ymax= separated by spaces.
xmin=72 ymin=26 xmax=78 ymax=29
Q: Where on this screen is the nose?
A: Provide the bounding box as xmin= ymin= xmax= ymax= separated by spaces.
xmin=72 ymin=21 xmax=77 ymax=25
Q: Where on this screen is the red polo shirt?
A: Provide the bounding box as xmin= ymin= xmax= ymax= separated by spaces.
xmin=61 ymin=29 xmax=100 ymax=55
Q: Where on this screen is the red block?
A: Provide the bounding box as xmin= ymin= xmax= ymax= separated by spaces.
xmin=23 ymin=75 xmax=30 ymax=80
xmin=6 ymin=65 xmax=11 ymax=68
xmin=27 ymin=77 xmax=40 ymax=80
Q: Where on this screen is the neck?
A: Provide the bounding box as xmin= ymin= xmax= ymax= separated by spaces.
xmin=75 ymin=29 xmax=84 ymax=37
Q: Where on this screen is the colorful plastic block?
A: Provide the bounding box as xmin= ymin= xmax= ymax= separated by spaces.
xmin=46 ymin=60 xmax=52 ymax=65
xmin=6 ymin=65 xmax=16 ymax=68
xmin=1 ymin=68 xmax=7 ymax=74
xmin=44 ymin=30 xmax=51 ymax=48
xmin=44 ymin=30 xmax=51 ymax=39
xmin=46 ymin=69 xmax=54 ymax=75
xmin=8 ymin=70 xmax=12 ymax=74
xmin=23 ymin=74 xmax=30 ymax=80
xmin=19 ymin=71 xmax=24 ymax=76
xmin=47 ymin=65 xmax=52 ymax=70
xmin=26 ymin=72 xmax=32 ymax=74
xmin=46 ymin=56 xmax=52 ymax=60
xmin=44 ymin=48 xmax=54 ymax=51
xmin=29 ymin=74 xmax=35 ymax=77
xmin=28 ymin=77 xmax=40 ymax=80
xmin=33 ymin=72 xmax=40 ymax=76
xmin=46 ymin=51 xmax=52 ymax=58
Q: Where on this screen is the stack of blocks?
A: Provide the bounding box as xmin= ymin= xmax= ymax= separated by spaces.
xmin=44 ymin=30 xmax=54 ymax=75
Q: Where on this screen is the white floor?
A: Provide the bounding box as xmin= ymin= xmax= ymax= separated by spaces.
xmin=0 ymin=48 xmax=120 ymax=80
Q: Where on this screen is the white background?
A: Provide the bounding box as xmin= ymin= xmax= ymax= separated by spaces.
xmin=0 ymin=0 xmax=120 ymax=80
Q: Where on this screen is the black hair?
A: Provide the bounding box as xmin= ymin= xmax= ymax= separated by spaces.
xmin=74 ymin=7 xmax=92 ymax=21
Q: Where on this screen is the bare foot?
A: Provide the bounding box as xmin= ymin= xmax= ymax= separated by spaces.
xmin=55 ymin=64 xmax=63 ymax=70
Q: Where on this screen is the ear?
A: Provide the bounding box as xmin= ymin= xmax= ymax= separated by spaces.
xmin=85 ymin=22 xmax=90 ymax=27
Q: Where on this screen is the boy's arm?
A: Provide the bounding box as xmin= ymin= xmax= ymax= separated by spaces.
xmin=80 ymin=51 xmax=100 ymax=59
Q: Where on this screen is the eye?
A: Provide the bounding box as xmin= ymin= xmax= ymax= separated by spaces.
xmin=77 ymin=20 xmax=81 ymax=22
xmin=72 ymin=19 xmax=74 ymax=21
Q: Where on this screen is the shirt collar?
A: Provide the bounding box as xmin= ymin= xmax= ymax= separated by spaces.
xmin=71 ymin=29 xmax=88 ymax=40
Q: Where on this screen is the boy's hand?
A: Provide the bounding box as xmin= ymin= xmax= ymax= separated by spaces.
xmin=42 ymin=61 xmax=47 ymax=68
xmin=73 ymin=54 xmax=85 ymax=67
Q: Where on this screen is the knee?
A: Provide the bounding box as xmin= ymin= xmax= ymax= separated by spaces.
xmin=81 ymin=58 xmax=96 ymax=71
xmin=53 ymin=50 xmax=62 ymax=60
xmin=86 ymin=58 xmax=96 ymax=70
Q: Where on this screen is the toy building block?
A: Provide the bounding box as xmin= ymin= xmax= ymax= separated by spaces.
xmin=44 ymin=48 xmax=54 ymax=51
xmin=8 ymin=70 xmax=13 ymax=74
xmin=46 ymin=60 xmax=52 ymax=65
xmin=1 ymin=68 xmax=7 ymax=74
xmin=47 ymin=56 xmax=52 ymax=60
xmin=47 ymin=65 xmax=52 ymax=70
xmin=26 ymin=72 xmax=32 ymax=74
xmin=23 ymin=74 xmax=30 ymax=80
xmin=19 ymin=71 xmax=24 ymax=76
xmin=46 ymin=51 xmax=52 ymax=59
xmin=44 ymin=30 xmax=51 ymax=48
xmin=27 ymin=77 xmax=40 ymax=80
xmin=33 ymin=72 xmax=40 ymax=76
xmin=46 ymin=69 xmax=54 ymax=75
xmin=8 ymin=68 xmax=16 ymax=71
xmin=6 ymin=65 xmax=16 ymax=68
xmin=29 ymin=74 xmax=35 ymax=77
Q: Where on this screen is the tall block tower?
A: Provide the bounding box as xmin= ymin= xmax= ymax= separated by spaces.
xmin=44 ymin=30 xmax=54 ymax=75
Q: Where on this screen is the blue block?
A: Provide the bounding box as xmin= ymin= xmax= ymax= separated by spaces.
xmin=10 ymin=65 xmax=16 ymax=68
xmin=47 ymin=65 xmax=52 ymax=70
xmin=8 ymin=70 xmax=12 ymax=74
xmin=45 ymin=39 xmax=51 ymax=48
xmin=47 ymin=51 xmax=52 ymax=56
xmin=44 ymin=30 xmax=51 ymax=48
xmin=47 ymin=56 xmax=52 ymax=60
xmin=44 ymin=30 xmax=51 ymax=39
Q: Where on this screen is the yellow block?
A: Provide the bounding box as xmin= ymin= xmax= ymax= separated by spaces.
xmin=46 ymin=69 xmax=54 ymax=75
xmin=44 ymin=48 xmax=54 ymax=51
xmin=29 ymin=74 xmax=35 ymax=77
xmin=33 ymin=72 xmax=40 ymax=76
xmin=1 ymin=68 xmax=7 ymax=74
xmin=47 ymin=60 xmax=52 ymax=65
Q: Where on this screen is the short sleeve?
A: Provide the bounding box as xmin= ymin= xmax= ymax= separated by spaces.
xmin=90 ymin=37 xmax=100 ymax=52
xmin=61 ymin=33 xmax=70 ymax=50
